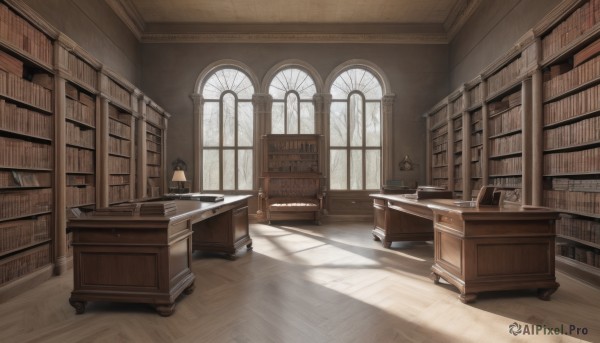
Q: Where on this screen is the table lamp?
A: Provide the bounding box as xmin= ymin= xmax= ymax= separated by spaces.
xmin=172 ymin=168 xmax=187 ymax=193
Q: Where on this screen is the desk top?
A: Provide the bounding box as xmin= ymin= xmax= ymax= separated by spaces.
xmin=370 ymin=194 xmax=559 ymax=220
xmin=68 ymin=195 xmax=252 ymax=228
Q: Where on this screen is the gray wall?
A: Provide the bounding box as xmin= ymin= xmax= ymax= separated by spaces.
xmin=23 ymin=0 xmax=141 ymax=84
xmin=140 ymin=43 xmax=449 ymax=187
xmin=449 ymin=0 xmax=561 ymax=89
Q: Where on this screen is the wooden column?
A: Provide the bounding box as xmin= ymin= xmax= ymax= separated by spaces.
xmin=314 ymin=94 xmax=331 ymax=182
xmin=54 ymin=72 xmax=67 ymax=275
xmin=447 ymin=102 xmax=455 ymax=192
xmin=162 ymin=116 xmax=169 ymax=194
xmin=521 ymin=77 xmax=533 ymax=205
xmin=425 ymin=116 xmax=432 ymax=185
xmin=461 ymin=92 xmax=471 ymax=200
xmin=98 ymin=95 xmax=109 ymax=208
xmin=481 ymin=80 xmax=489 ymax=187
xmin=381 ymin=94 xmax=395 ymax=186
xmin=531 ymin=68 xmax=544 ymax=206
xmin=190 ymin=93 xmax=203 ymax=192
xmin=136 ymin=95 xmax=148 ymax=198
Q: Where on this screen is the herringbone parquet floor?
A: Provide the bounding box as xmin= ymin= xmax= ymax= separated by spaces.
xmin=1 ymin=221 xmax=599 ymax=342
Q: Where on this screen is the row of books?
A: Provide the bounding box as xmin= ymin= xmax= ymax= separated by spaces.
xmin=267 ymin=140 xmax=318 ymax=154
xmin=556 ymin=243 xmax=600 ymax=268
xmin=105 ymin=79 xmax=130 ymax=109
xmin=146 ymin=107 xmax=163 ymax=127
xmin=454 ymin=140 xmax=462 ymax=154
xmin=468 ymin=84 xmax=483 ymax=107
xmin=432 ymin=152 xmax=447 ymax=167
xmin=0 ymin=188 xmax=52 ymax=219
xmin=66 ymin=147 xmax=93 ymax=173
xmin=109 ymin=136 xmax=131 ymax=157
xmin=543 ymin=54 xmax=600 ymax=100
xmin=109 ymin=174 xmax=129 ymax=185
xmin=489 ymin=156 xmax=522 ymax=175
xmin=0 ymin=243 xmax=50 ymax=286
xmin=109 ymin=118 xmax=131 ymax=140
xmin=108 ymin=155 xmax=130 ymax=174
xmin=7 ymin=171 xmax=49 ymax=188
xmin=454 ymin=178 xmax=462 ymax=190
xmin=541 ymin=0 xmax=600 ymax=60
xmin=454 ymin=155 xmax=462 ymax=165
xmin=451 ymin=97 xmax=463 ymax=116
xmin=471 ymin=146 xmax=482 ymax=162
xmin=66 ymin=121 xmax=94 ymax=149
xmin=146 ymin=123 xmax=162 ymax=137
xmin=66 ymin=185 xmax=95 ymax=207
xmin=140 ymin=201 xmax=176 ymax=216
xmin=0 ymin=99 xmax=53 ymax=139
xmin=108 ymin=105 xmax=131 ymax=124
xmin=471 ymin=131 xmax=483 ymax=147
xmin=490 ymin=176 xmax=522 ymax=188
xmin=471 ymin=160 xmax=482 ymax=177
xmin=0 ymin=214 xmax=50 ymax=255
xmin=0 ymin=71 xmax=52 ymax=112
xmin=543 ymin=115 xmax=600 ymax=150
xmin=432 ymin=133 xmax=448 ymax=153
xmin=0 ymin=136 xmax=52 ymax=169
xmin=432 ymin=179 xmax=448 ymax=188
xmin=148 ymin=166 xmax=160 ymax=178
xmin=431 ymin=124 xmax=448 ymax=137
xmin=490 ymin=132 xmax=522 ymax=157
xmin=66 ymin=83 xmax=95 ymax=107
xmin=144 ymin=151 xmax=159 ymax=166
xmin=66 ymin=97 xmax=94 ymax=127
xmin=544 ymin=190 xmax=600 ymax=215
xmin=61 ymin=50 xmax=97 ymax=88
xmin=109 ymin=184 xmax=130 ymax=204
xmin=487 ymin=56 xmax=525 ymax=95
xmin=147 ymin=177 xmax=160 ymax=198
xmin=489 ymin=105 xmax=521 ymax=136
xmin=543 ymin=82 xmax=600 ymax=126
xmin=454 ymin=164 xmax=462 ymax=176
xmin=552 ymin=178 xmax=600 ymax=192
xmin=429 ymin=107 xmax=447 ymax=128
xmin=66 ymin=174 xmax=94 ymax=187
xmin=147 ymin=132 xmax=161 ymax=144
xmin=432 ymin=167 xmax=448 ymax=179
xmin=453 ymin=117 xmax=462 ymax=131
xmin=0 ymin=4 xmax=53 ymax=65
xmin=147 ymin=140 xmax=160 ymax=153
xmin=557 ymin=215 xmax=600 ymax=244
xmin=543 ymin=146 xmax=600 ymax=174
xmin=471 ymin=179 xmax=483 ymax=191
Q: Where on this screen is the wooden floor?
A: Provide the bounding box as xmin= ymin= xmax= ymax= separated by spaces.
xmin=1 ymin=220 xmax=599 ymax=342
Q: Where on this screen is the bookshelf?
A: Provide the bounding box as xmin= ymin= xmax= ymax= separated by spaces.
xmin=107 ymin=103 xmax=133 ymax=205
xmin=145 ymin=103 xmax=166 ymax=199
xmin=450 ymin=93 xmax=464 ymax=198
xmin=428 ymin=105 xmax=449 ymax=189
xmin=539 ymin=0 xmax=600 ymax=283
xmin=0 ymin=2 xmax=54 ymax=289
xmin=259 ymin=134 xmax=324 ymax=223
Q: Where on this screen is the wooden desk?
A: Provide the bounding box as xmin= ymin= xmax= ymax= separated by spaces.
xmin=68 ymin=195 xmax=252 ymax=316
xmin=370 ymin=194 xmax=560 ymax=303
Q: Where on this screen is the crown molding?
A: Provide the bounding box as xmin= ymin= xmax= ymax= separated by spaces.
xmin=105 ymin=0 xmax=145 ymax=41
xmin=444 ymin=0 xmax=482 ymax=41
xmin=141 ymin=32 xmax=448 ymax=44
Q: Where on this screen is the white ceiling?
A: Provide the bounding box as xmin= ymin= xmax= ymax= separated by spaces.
xmin=106 ymin=0 xmax=481 ymax=43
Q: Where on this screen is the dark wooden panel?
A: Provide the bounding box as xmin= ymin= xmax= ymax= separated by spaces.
xmin=476 ymin=242 xmax=550 ymax=276
xmin=80 ymin=252 xmax=158 ymax=288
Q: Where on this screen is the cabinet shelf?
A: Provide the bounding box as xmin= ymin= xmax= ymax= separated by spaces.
xmin=541 ymin=21 xmax=600 ymax=67
xmin=489 ymin=173 xmax=522 ymax=177
xmin=489 ymin=128 xmax=522 ymax=139
xmin=544 ymin=172 xmax=600 ymax=177
xmin=0 ymin=211 xmax=53 ymax=224
xmin=543 ymin=108 xmax=600 ymax=129
xmin=108 ymin=132 xmax=131 ymax=141
xmin=65 ymin=117 xmax=95 ymax=129
xmin=489 ymin=151 xmax=522 ymax=159
xmin=0 ymin=128 xmax=52 ymax=143
xmin=0 ymin=166 xmax=52 ymax=171
xmin=0 ymin=42 xmax=53 ymax=73
xmin=557 ymin=235 xmax=600 ymax=250
xmin=0 ymin=93 xmax=52 ymax=114
xmin=66 ymin=142 xmax=94 ymax=151
xmin=108 ymin=152 xmax=131 ymax=158
xmin=485 ymin=78 xmax=523 ymax=103
xmin=543 ymin=75 xmax=600 ymax=104
xmin=544 ymin=141 xmax=600 ymax=153
xmin=0 ymin=239 xmax=52 ymax=259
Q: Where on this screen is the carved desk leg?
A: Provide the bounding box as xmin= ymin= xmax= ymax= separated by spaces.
xmin=184 ymin=281 xmax=195 ymax=295
xmin=246 ymin=242 xmax=253 ymax=250
xmin=155 ymin=303 xmax=176 ymax=317
xmin=69 ymin=299 xmax=87 ymax=314
xmin=429 ymin=272 xmax=441 ymax=284
xmin=537 ymin=284 xmax=560 ymax=301
xmin=459 ymin=293 xmax=477 ymax=304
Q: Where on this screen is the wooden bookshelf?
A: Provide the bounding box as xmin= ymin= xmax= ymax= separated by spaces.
xmin=450 ymin=94 xmax=464 ymax=198
xmin=145 ymin=103 xmax=165 ymax=198
xmin=107 ymin=103 xmax=133 ymax=205
xmin=539 ymin=0 xmax=600 ymax=282
xmin=428 ymin=105 xmax=449 ymax=189
xmin=0 ymin=1 xmax=54 ymax=289
xmin=259 ymin=134 xmax=324 ymax=223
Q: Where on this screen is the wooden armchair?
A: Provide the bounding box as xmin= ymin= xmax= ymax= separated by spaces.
xmin=259 ymin=176 xmax=324 ymax=224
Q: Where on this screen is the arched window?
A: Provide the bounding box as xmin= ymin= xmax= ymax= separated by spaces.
xmin=269 ymin=68 xmax=316 ymax=134
xmin=201 ymin=68 xmax=254 ymax=191
xmin=329 ymin=68 xmax=382 ymax=190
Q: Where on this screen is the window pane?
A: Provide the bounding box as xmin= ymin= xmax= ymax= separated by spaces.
xmin=238 ymin=149 xmax=253 ymax=190
xmin=272 ymin=102 xmax=284 ymax=134
xmin=349 ymin=94 xmax=363 ymax=147
xmin=366 ymin=102 xmax=381 ymax=147
xmin=238 ymin=101 xmax=253 ymax=146
xmin=366 ymin=149 xmax=380 ymax=189
xmin=286 ymin=92 xmax=299 ymax=134
xmin=330 ymin=102 xmax=347 ymax=147
xmin=330 ymin=149 xmax=347 ymax=190
xmin=223 ymin=93 xmax=235 ymax=147
xmin=350 ymin=149 xmax=363 ymax=190
xmin=203 ymin=102 xmax=219 ymax=146
xmin=330 ymin=68 xmax=382 ymax=100
xmin=203 ymin=149 xmax=219 ymax=190
xmin=300 ymin=102 xmax=314 ymax=134
xmin=223 ymin=149 xmax=235 ymax=190
xmin=203 ymin=68 xmax=255 ymax=99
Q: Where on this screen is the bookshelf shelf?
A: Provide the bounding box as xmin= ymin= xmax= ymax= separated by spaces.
xmin=541 ymin=21 xmax=600 ymax=67
xmin=65 ymin=117 xmax=94 ymax=130
xmin=0 ymin=128 xmax=52 ymax=142
xmin=0 ymin=239 xmax=52 ymax=259
xmin=489 ymin=151 xmax=522 ymax=159
xmin=0 ymin=42 xmax=53 ymax=73
xmin=488 ymin=128 xmax=522 ymax=140
xmin=557 ymin=235 xmax=600 ymax=250
xmin=0 ymin=210 xmax=53 ymax=224
xmin=486 ymin=76 xmax=523 ymax=103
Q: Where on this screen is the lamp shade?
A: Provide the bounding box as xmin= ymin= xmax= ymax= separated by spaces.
xmin=172 ymin=170 xmax=187 ymax=182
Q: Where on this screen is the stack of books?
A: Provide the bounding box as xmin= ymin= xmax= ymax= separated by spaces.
xmin=94 ymin=203 xmax=138 ymax=216
xmin=140 ymin=201 xmax=177 ymax=216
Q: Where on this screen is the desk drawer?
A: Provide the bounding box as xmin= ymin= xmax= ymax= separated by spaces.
xmin=73 ymin=228 xmax=164 ymax=245
xmin=435 ymin=212 xmax=464 ymax=232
